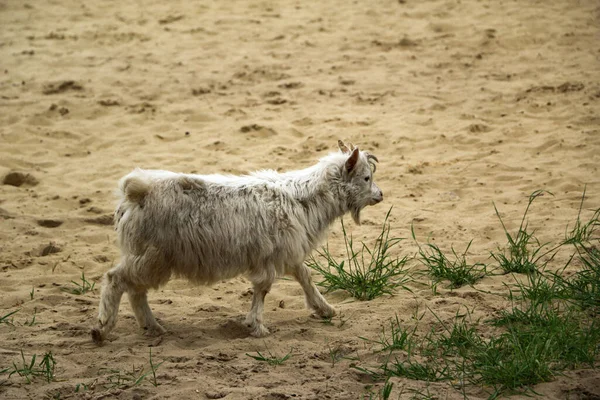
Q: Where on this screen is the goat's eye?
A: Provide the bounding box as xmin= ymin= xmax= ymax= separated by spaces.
xmin=364 ymin=176 xmax=370 ymax=182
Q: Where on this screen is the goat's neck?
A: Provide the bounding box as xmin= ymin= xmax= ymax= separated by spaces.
xmin=286 ymin=164 xmax=347 ymax=230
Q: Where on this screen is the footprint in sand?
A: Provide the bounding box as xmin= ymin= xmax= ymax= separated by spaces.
xmin=468 ymin=123 xmax=491 ymax=133
xmin=37 ymin=219 xmax=63 ymax=228
xmin=278 ymin=82 xmax=304 ymax=89
xmin=97 ymin=99 xmax=120 ymax=107
xmin=42 ymin=80 xmax=84 ymax=95
xmin=240 ymin=124 xmax=277 ymax=138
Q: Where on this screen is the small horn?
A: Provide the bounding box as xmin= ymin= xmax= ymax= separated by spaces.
xmin=366 ymin=153 xmax=379 ymax=173
xmin=367 ymin=154 xmax=379 ymax=163
xmin=349 ymin=143 xmax=356 ymax=151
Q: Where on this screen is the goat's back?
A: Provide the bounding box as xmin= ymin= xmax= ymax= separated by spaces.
xmin=115 ymin=169 xmax=315 ymax=286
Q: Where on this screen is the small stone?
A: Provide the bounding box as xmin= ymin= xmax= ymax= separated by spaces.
xmin=205 ymin=391 xmax=227 ymax=399
xmin=198 ymin=304 xmax=220 ymax=312
xmin=39 ymin=242 xmax=62 ymax=256
xmin=3 ymin=171 xmax=38 ymax=187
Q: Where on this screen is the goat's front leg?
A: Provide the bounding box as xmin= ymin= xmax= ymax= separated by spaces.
xmin=244 ymin=279 xmax=272 ymax=337
xmin=292 ymin=264 xmax=336 ymax=318
xmin=91 ymin=265 xmax=127 ymax=344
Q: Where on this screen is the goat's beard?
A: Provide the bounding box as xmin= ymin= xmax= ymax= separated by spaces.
xmin=351 ymin=205 xmax=362 ymax=225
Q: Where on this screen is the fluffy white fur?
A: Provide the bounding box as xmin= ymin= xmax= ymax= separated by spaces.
xmin=91 ymin=140 xmax=382 ymax=343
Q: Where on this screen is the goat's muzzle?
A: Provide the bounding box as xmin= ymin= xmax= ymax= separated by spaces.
xmin=370 ymin=189 xmax=383 ymax=205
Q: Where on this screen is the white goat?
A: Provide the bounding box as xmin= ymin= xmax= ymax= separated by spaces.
xmin=91 ymin=140 xmax=382 ymax=343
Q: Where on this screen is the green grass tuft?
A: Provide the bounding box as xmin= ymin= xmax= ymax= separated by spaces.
xmin=413 ymin=231 xmax=487 ymax=289
xmin=0 ymin=309 xmax=19 ymax=325
xmin=557 ymin=246 xmax=600 ymax=312
xmin=381 ymin=356 xmax=453 ymax=382
xmin=246 ymin=348 xmax=292 ymax=366
xmin=491 ymin=190 xmax=560 ymax=274
xmin=555 ymin=189 xmax=600 ymax=313
xmin=427 ymin=310 xmax=483 ymax=358
xmin=99 ymin=349 xmax=163 ymax=389
xmin=471 ymin=332 xmax=555 ymax=395
xmin=61 ymin=271 xmax=95 ymax=295
xmin=6 ymin=350 xmax=56 ymax=384
xmin=360 ymin=314 xmax=417 ymax=353
xmin=564 ymin=186 xmax=600 ymax=246
xmin=307 ymin=208 xmax=411 ymax=300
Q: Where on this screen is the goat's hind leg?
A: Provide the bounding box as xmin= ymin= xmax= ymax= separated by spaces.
xmin=292 ymin=264 xmax=335 ymax=318
xmin=128 ymin=289 xmax=166 ymax=337
xmin=91 ymin=265 xmax=127 ymax=344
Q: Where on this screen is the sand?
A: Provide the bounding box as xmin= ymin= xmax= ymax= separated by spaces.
xmin=1 ymin=0 xmax=599 ymax=398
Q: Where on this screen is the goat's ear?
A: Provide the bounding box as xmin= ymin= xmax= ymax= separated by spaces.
xmin=345 ymin=147 xmax=360 ymax=172
xmin=338 ymin=140 xmax=350 ymax=153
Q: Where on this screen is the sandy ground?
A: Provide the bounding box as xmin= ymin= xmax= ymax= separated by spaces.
xmin=1 ymin=0 xmax=599 ymax=398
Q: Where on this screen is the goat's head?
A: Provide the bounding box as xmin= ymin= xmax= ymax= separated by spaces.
xmin=337 ymin=140 xmax=383 ymax=224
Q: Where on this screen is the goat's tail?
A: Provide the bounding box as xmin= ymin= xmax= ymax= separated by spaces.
xmin=119 ymin=170 xmax=151 ymax=204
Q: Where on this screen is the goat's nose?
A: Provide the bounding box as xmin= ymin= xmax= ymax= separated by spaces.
xmin=372 ymin=190 xmax=383 ymax=204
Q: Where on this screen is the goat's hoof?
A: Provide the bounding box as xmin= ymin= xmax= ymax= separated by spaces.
xmin=313 ymin=306 xmax=336 ymax=319
xmin=249 ymin=324 xmax=270 ymax=338
xmin=91 ymin=327 xmax=104 ymax=345
xmin=143 ymin=325 xmax=166 ymax=337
